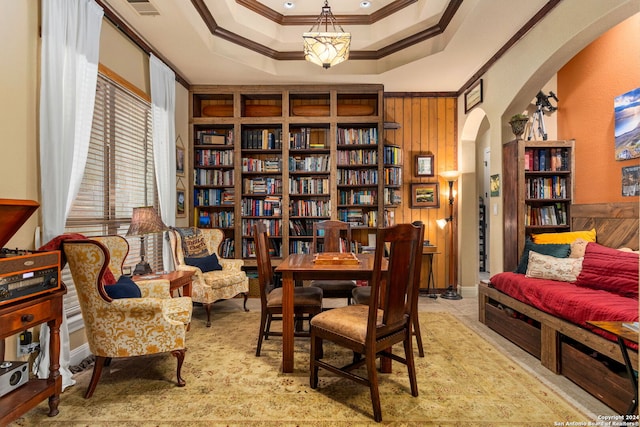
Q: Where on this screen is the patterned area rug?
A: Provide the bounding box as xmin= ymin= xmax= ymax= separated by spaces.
xmin=12 ymin=311 xmax=589 ymax=426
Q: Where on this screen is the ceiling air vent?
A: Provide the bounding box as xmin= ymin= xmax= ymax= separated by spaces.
xmin=126 ymin=0 xmax=160 ymax=16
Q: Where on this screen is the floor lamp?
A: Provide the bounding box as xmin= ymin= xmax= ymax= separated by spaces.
xmin=126 ymin=206 xmax=167 ymax=276
xmin=436 ymin=170 xmax=462 ymax=300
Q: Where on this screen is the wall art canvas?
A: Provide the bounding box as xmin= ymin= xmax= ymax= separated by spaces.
xmin=614 ymin=87 xmax=640 ymax=160
xmin=622 ymin=165 xmax=639 ymax=197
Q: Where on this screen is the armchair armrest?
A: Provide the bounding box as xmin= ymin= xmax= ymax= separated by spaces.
xmin=220 ymin=258 xmax=244 ymax=272
xmin=110 ymin=298 xmax=180 ymax=324
xmin=176 ymin=264 xmax=206 ymax=283
xmin=135 ymin=279 xmax=171 ymax=298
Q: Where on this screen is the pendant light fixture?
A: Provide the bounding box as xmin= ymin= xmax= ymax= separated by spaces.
xmin=303 ymin=1 xmax=351 ymax=69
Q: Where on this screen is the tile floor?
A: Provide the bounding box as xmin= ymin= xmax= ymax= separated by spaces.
xmin=219 ymin=282 xmax=618 ymax=419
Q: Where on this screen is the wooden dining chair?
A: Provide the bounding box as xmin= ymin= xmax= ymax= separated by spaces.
xmin=253 ymin=222 xmax=323 ymax=357
xmin=309 ymin=220 xmax=357 ymax=305
xmin=351 ymin=220 xmax=425 ymax=357
xmin=309 ymin=222 xmax=424 ymax=422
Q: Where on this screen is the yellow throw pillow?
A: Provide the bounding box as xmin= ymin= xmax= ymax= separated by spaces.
xmin=531 ymin=228 xmax=596 ymax=245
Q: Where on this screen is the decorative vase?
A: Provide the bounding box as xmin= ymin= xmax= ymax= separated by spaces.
xmin=509 ymin=117 xmax=529 ymax=138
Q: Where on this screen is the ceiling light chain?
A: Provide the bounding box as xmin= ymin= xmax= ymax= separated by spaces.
xmin=302 ymin=1 xmax=351 ymax=69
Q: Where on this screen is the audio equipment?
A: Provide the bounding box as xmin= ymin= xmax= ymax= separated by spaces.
xmin=0 ymin=361 xmax=29 ymax=398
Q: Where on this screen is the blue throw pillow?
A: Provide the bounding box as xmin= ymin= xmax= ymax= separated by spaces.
xmin=184 ymin=253 xmax=223 ymax=272
xmin=515 ymin=239 xmax=571 ymax=274
xmin=105 ymin=275 xmax=142 ymax=299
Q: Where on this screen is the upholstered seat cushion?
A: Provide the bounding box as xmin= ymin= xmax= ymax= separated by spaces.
xmin=267 ymin=286 xmax=323 ymax=308
xmin=351 ymin=286 xmax=371 ymax=305
xmin=310 ymin=304 xmax=382 ymax=344
xmin=311 ymin=279 xmax=356 ymax=291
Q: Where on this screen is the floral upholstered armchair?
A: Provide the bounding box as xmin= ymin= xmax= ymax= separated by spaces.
xmin=167 ymin=227 xmax=249 ymax=326
xmin=63 ymin=236 xmax=192 ymax=398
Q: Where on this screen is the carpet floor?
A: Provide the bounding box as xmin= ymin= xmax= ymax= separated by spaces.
xmin=12 ymin=310 xmax=591 ymax=426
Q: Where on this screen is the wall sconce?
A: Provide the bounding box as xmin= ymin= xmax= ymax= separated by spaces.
xmin=437 ymin=170 xmax=462 ymax=300
xmin=126 ymin=206 xmax=167 ymax=275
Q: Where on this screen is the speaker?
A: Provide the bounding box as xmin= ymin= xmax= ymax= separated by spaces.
xmin=0 ymin=361 xmax=29 ymax=397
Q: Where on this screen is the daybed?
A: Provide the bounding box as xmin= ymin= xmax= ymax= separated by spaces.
xmin=479 ymin=203 xmax=639 ymax=414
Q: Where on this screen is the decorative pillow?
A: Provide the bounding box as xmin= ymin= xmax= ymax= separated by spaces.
xmin=185 ymin=253 xmax=223 ymax=273
xmin=575 ymin=242 xmax=639 ymax=299
xmin=569 ymin=238 xmax=588 ymax=258
xmin=104 ymin=275 xmax=141 ymax=299
xmin=531 ymin=228 xmax=596 ymax=245
xmin=525 ymin=251 xmax=583 ymax=282
xmin=515 ymin=240 xmax=571 ymax=274
xmin=173 ymin=227 xmax=209 ymax=257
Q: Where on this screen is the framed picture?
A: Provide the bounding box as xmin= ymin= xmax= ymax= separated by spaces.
xmin=176 ymin=145 xmax=185 ymax=176
xmin=490 ymin=174 xmax=500 ymax=197
xmin=411 ymin=183 xmax=440 ymax=208
xmin=622 ymin=165 xmax=640 ymax=196
xmin=464 ymin=79 xmax=483 ymax=113
xmin=176 ymin=185 xmax=186 ymax=218
xmin=415 ymin=153 xmax=434 ymax=177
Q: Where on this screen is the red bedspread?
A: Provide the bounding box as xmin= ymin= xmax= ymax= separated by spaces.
xmin=489 ymin=272 xmax=639 ymax=346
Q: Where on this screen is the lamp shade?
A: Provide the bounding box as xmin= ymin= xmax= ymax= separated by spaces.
xmin=440 ymin=170 xmax=460 ymax=182
xmin=436 ymin=218 xmax=449 ymax=229
xmin=303 ymin=1 xmax=351 ymax=69
xmin=126 ymin=206 xmax=167 ymax=236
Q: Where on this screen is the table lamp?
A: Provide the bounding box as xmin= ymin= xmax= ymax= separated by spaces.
xmin=126 ymin=206 xmax=167 ymax=276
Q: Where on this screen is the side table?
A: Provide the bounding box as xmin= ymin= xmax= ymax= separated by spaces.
xmin=133 ymin=270 xmax=194 ymax=298
xmin=587 ymin=320 xmax=639 ymax=415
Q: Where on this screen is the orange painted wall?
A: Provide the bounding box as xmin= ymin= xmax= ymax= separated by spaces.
xmin=557 ymin=13 xmax=640 ymax=204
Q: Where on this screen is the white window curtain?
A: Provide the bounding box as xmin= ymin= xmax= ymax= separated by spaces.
xmin=37 ymin=0 xmax=103 ymax=391
xmin=149 ymin=54 xmax=176 ymax=270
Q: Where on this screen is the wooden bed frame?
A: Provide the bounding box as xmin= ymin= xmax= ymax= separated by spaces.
xmin=479 ymin=202 xmax=639 ymax=413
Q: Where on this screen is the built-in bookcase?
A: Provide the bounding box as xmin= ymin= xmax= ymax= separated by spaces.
xmin=189 ymin=85 xmax=385 ymax=266
xmin=502 ymin=139 xmax=575 ymax=271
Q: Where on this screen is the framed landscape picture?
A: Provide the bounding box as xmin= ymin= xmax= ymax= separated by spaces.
xmin=411 ymin=183 xmax=440 ymax=208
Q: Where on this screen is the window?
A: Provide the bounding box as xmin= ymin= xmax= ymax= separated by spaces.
xmin=63 ymin=72 xmax=162 ymax=322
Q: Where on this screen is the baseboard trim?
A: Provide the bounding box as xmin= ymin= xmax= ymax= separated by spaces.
xmin=69 ymin=342 xmax=92 ymax=367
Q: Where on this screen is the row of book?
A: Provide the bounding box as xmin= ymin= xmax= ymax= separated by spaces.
xmin=194 ymin=169 xmax=234 ymax=187
xmin=289 ymin=177 xmax=330 ymax=195
xmin=243 ymin=177 xmax=283 ymax=194
xmin=241 ymin=219 xmax=282 ymax=238
xmin=290 ymin=200 xmax=331 ymax=217
xmin=337 ymin=208 xmax=378 ymax=227
xmin=288 ymin=219 xmax=323 ymax=236
xmin=525 ymin=176 xmax=568 ymax=199
xmin=194 ymin=149 xmax=234 ymax=167
xmin=196 ymin=130 xmax=233 ymax=146
xmin=241 ymin=197 xmax=282 ymax=216
xmin=524 ymin=147 xmax=570 ymax=172
xmin=383 ymin=146 xmax=402 ymax=165
xmin=288 ymin=241 xmax=312 ymax=254
xmin=384 ymin=167 xmax=402 ymax=186
xmin=383 ymin=188 xmax=402 ymax=205
xmin=336 ymin=149 xmax=378 ymax=165
xmin=383 ymin=209 xmax=396 ymax=227
xmin=242 ymin=157 xmax=281 ymax=173
xmin=337 ymin=169 xmax=378 ymax=186
xmin=219 ymin=238 xmax=235 ymax=258
xmin=242 ymin=237 xmax=282 ymax=258
xmin=289 ymin=128 xmax=328 ymax=149
xmin=194 ymin=188 xmax=234 ymax=206
xmin=337 ymin=127 xmax=378 ymax=145
xmin=197 ymin=210 xmax=234 ymax=228
xmin=288 ymin=155 xmax=330 ymax=172
xmin=525 ymin=203 xmax=568 ymax=226
xmin=241 ymin=128 xmax=282 ymax=150
xmin=338 ymin=189 xmax=377 ymax=205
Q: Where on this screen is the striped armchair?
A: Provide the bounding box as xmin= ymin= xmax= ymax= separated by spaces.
xmin=167 ymin=227 xmax=249 ymax=326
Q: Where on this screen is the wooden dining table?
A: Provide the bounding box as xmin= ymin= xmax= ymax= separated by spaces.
xmin=275 ymin=252 xmax=387 ymax=373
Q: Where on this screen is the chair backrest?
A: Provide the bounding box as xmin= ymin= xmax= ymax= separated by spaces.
xmin=367 ymin=222 xmax=424 ymax=339
xmin=311 ymin=220 xmax=352 ymax=253
xmin=90 ymin=235 xmax=129 ymax=279
xmin=167 ymin=227 xmax=224 ymax=267
xmin=253 ymin=222 xmax=276 ymax=305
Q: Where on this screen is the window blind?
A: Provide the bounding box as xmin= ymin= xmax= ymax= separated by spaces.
xmin=63 ymin=72 xmax=161 ymax=319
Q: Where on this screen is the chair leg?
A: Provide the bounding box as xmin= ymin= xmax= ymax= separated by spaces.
xmin=171 ymin=348 xmax=187 ymax=387
xmin=365 ymin=349 xmax=382 ymax=422
xmin=85 ymin=356 xmax=107 ymax=399
xmin=412 ymin=313 xmax=424 ymax=357
xmin=256 ymin=312 xmax=268 ymax=357
xmin=404 ymin=331 xmax=419 ymax=397
xmin=203 ymin=303 xmax=212 ymax=327
xmin=309 ymin=334 xmax=320 ymax=389
xmin=242 ymin=292 xmax=249 ymax=312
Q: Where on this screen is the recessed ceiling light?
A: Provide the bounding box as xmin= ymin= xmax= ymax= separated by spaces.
xmin=283 ymin=2 xmax=295 ymax=9
xmin=360 ymin=1 xmax=372 ymax=8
